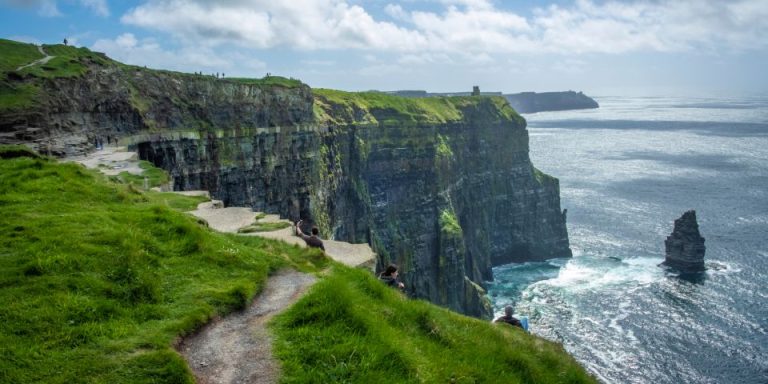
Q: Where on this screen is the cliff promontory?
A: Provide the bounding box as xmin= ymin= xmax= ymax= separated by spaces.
xmin=388 ymin=89 xmax=599 ymax=114
xmin=504 ymin=91 xmax=599 ymax=113
xmin=0 ymin=39 xmax=572 ymax=318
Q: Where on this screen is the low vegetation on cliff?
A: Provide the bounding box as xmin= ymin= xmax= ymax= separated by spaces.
xmin=0 ymin=146 xmax=326 ymax=383
xmin=313 ymin=88 xmax=523 ymax=126
xmin=0 ymin=146 xmax=593 ymax=383
xmin=0 ymin=39 xmax=307 ymax=114
xmin=273 ymin=266 xmax=595 ymax=383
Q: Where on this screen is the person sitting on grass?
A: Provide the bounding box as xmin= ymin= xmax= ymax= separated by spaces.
xmin=295 ymin=220 xmax=325 ymax=251
xmin=493 ymin=305 xmax=525 ymax=330
xmin=379 ymin=263 xmax=405 ymax=290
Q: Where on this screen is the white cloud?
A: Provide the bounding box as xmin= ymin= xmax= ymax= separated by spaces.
xmin=91 ymin=33 xmax=258 ymax=74
xmin=79 ymin=0 xmax=109 ymax=17
xmin=117 ymin=0 xmax=768 ymax=58
xmin=534 ymin=0 xmax=768 ymax=53
xmin=1 ymin=0 xmax=109 ymax=16
xmin=384 ymin=4 xmax=408 ymax=21
xmin=122 ymin=0 xmax=427 ymax=51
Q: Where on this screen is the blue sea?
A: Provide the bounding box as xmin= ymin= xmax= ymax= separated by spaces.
xmin=488 ymin=95 xmax=768 ymax=384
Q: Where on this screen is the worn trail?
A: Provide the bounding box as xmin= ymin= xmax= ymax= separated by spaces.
xmin=16 ymin=46 xmax=55 ymax=71
xmin=177 ymin=270 xmax=316 ymax=384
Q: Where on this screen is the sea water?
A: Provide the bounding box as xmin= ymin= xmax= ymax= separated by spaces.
xmin=487 ymin=95 xmax=768 ymax=384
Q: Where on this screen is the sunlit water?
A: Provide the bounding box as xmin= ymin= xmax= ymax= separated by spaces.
xmin=488 ymin=96 xmax=768 ymax=384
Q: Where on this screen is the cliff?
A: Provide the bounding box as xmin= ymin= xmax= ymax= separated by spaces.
xmin=0 ymin=39 xmax=571 ymax=318
xmin=0 ymin=148 xmax=595 ymax=382
xmin=663 ymin=210 xmax=706 ymax=273
xmin=387 ymin=89 xmax=599 ymax=114
xmin=504 ymin=91 xmax=599 ymax=113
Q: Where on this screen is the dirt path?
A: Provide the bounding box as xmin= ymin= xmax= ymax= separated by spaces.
xmin=16 ymin=46 xmax=55 ymax=71
xmin=177 ymin=270 xmax=317 ymax=384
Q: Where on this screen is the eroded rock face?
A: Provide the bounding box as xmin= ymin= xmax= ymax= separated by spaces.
xmin=663 ymin=210 xmax=706 ymax=273
xmin=2 ymin=64 xmax=571 ymax=318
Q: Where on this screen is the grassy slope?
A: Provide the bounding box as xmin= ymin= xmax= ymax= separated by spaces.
xmin=1 ymin=147 xmax=594 ymax=383
xmin=0 ymin=146 xmax=327 ymax=383
xmin=0 ymin=38 xmax=306 ymax=113
xmin=273 ymin=266 xmax=596 ymax=384
xmin=313 ymin=88 xmax=520 ymax=126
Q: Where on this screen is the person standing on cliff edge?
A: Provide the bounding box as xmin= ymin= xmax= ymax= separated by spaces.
xmin=295 ymin=220 xmax=325 ymax=251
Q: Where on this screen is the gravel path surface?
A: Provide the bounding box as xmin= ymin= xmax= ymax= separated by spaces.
xmin=16 ymin=46 xmax=55 ymax=71
xmin=177 ymin=270 xmax=316 ymax=384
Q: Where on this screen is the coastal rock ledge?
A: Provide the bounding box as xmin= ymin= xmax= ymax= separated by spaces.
xmin=663 ymin=210 xmax=706 ymax=273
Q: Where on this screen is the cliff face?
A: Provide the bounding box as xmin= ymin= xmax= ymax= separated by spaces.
xmin=663 ymin=210 xmax=706 ymax=273
xmin=1 ymin=43 xmax=571 ymax=317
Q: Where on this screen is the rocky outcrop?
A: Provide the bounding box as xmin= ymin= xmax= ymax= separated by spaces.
xmin=663 ymin=210 xmax=706 ymax=273
xmin=1 ymin=42 xmax=571 ymax=318
xmin=504 ymin=91 xmax=599 ymax=113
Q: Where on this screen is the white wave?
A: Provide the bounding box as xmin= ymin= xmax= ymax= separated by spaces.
xmin=540 ymin=257 xmax=663 ymax=293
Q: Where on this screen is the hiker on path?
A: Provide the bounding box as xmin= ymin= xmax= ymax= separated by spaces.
xmin=493 ymin=305 xmax=524 ymax=329
xmin=295 ymin=220 xmax=325 ymax=251
xmin=379 ymin=263 xmax=405 ymax=290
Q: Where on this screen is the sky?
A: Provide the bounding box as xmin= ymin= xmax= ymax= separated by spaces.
xmin=1 ymin=0 xmax=767 ymax=96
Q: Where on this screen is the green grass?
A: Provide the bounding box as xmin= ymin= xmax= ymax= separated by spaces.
xmin=439 ymin=208 xmax=462 ymax=237
xmin=19 ymin=44 xmax=110 ymax=79
xmin=533 ymin=166 xmax=557 ymax=185
xmin=272 ymin=266 xmax=597 ymax=384
xmin=313 ymin=88 xmax=522 ymax=126
xmin=227 ymin=75 xmax=304 ymax=88
xmin=144 ymin=191 xmax=209 ymax=212
xmin=0 ymin=82 xmax=39 ymax=111
xmin=237 ymin=221 xmax=292 ymax=233
xmin=0 ymin=148 xmax=326 ymax=383
xmin=0 ymin=40 xmax=113 ymax=111
xmin=110 ymin=161 xmax=171 ymax=189
xmin=0 ymin=39 xmax=43 ymax=73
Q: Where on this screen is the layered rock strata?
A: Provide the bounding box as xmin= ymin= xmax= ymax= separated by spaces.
xmin=663 ymin=210 xmax=706 ymax=273
xmin=1 ymin=45 xmax=571 ymax=317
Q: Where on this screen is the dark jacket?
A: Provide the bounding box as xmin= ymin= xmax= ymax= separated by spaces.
xmin=493 ymin=315 xmax=523 ymax=328
xmin=379 ymin=274 xmax=401 ymax=289
xmin=299 ymin=234 xmax=325 ymax=251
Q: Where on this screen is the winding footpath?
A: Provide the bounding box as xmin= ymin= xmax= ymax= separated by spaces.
xmin=177 ymin=270 xmax=316 ymax=384
xmin=69 ymin=146 xmax=376 ymax=383
xmin=16 ymin=45 xmax=55 ymax=71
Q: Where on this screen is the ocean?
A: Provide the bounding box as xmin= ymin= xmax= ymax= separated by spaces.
xmin=487 ymin=95 xmax=768 ymax=384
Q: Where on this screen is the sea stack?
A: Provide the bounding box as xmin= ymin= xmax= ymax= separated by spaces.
xmin=663 ymin=210 xmax=706 ymax=273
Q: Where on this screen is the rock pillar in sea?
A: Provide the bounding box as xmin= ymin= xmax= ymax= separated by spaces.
xmin=663 ymin=210 xmax=706 ymax=273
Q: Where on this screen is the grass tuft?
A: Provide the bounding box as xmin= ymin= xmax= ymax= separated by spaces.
xmin=272 ymin=266 xmax=597 ymax=384
xmin=0 ymin=153 xmax=326 ymax=383
xmin=0 ymin=144 xmax=41 ymax=159
xmin=237 ymin=221 xmax=291 ymax=233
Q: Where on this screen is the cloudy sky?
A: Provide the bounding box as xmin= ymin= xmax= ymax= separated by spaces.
xmin=2 ymin=0 xmax=767 ymax=96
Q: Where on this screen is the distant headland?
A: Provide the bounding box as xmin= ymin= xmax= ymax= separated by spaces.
xmin=386 ymin=89 xmax=599 ymax=114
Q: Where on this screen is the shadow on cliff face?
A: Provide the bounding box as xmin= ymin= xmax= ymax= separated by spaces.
xmin=528 ymin=119 xmax=768 ymax=137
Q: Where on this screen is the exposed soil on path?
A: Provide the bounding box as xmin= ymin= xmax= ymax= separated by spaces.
xmin=16 ymin=46 xmax=55 ymax=71
xmin=177 ymin=270 xmax=316 ymax=384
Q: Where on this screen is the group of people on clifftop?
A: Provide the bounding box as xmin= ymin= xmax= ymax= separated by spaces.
xmin=294 ymin=220 xmax=525 ymax=330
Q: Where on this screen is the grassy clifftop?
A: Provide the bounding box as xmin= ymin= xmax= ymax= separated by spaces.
xmin=0 ymin=146 xmax=326 ymax=383
xmin=0 ymin=147 xmax=593 ymax=383
xmin=313 ymin=88 xmax=523 ymax=126
xmin=0 ymin=38 xmax=304 ymax=114
xmin=273 ymin=266 xmax=595 ymax=383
